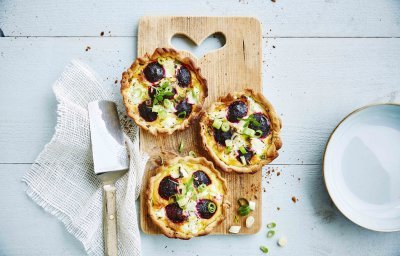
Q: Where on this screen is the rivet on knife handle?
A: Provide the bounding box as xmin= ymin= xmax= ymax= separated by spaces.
xmin=103 ymin=184 xmax=118 ymax=256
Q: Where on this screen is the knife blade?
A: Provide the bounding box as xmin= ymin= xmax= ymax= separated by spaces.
xmin=88 ymin=100 xmax=128 ymax=256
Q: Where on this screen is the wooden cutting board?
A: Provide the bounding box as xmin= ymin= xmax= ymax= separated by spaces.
xmin=139 ymin=16 xmax=263 ymax=235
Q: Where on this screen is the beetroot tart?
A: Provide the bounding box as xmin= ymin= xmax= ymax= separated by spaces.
xmin=200 ymin=89 xmax=282 ymax=174
xmin=147 ymin=156 xmax=228 ymax=239
xmin=121 ymin=48 xmax=208 ymax=135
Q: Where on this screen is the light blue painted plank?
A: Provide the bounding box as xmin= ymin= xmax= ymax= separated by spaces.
xmin=0 ymin=0 xmax=400 ymax=37
xmin=0 ymin=164 xmax=86 ymax=255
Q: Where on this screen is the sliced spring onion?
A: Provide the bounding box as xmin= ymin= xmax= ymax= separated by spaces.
xmin=278 ymin=237 xmax=287 ymax=247
xmin=238 ymin=205 xmax=251 ymax=216
xmin=239 ymin=146 xmax=247 ymax=154
xmin=177 ymin=111 xmax=187 ymax=119
xmin=237 ymin=198 xmax=249 ymax=206
xmin=248 ymin=201 xmax=256 ymax=211
xmin=259 ymin=246 xmax=269 ymax=253
xmin=184 ymin=176 xmax=194 ymax=193
xmin=177 ymin=197 xmax=189 ymax=208
xmin=158 ymin=110 xmax=167 ymax=119
xmin=163 ymin=98 xmax=174 ymax=108
xmin=212 ymin=119 xmax=223 ymax=129
xmin=229 ymin=225 xmax=241 ymax=234
xmin=159 ymin=156 xmax=164 ymax=165
xmin=225 ymin=146 xmax=232 ymax=154
xmin=246 ymin=216 xmax=255 ymax=228
xmin=255 ymin=130 xmax=263 ymax=138
xmin=178 ymin=141 xmax=184 ymax=153
xmin=221 ymin=122 xmax=230 ymax=132
xmin=243 ymin=127 xmax=256 ymax=137
xmin=164 ymin=86 xmax=172 ymax=93
xmin=267 ymin=230 xmax=275 ymax=238
xmin=157 ymin=57 xmax=167 ymax=65
xmin=207 ymin=202 xmax=216 ymax=213
xmin=188 ymin=151 xmax=197 ymax=157
xmin=197 ymin=183 xmax=207 ymax=192
xmin=267 ymin=222 xmax=276 ymax=229
xmin=192 ymin=88 xmax=198 ymax=98
xmin=240 ymin=156 xmax=247 ymax=165
xmin=132 ymin=88 xmax=143 ymax=99
xmin=225 ymin=139 xmax=233 ymax=147
xmin=152 ymin=105 xmax=164 ymax=113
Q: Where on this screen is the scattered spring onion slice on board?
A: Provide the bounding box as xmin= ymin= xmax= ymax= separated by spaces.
xmin=229 ymin=226 xmax=241 ymax=234
xmin=178 ymin=141 xmax=184 ymax=153
xmin=267 ymin=230 xmax=275 ymax=238
xmin=246 ymin=216 xmax=255 ymax=228
xmin=238 ymin=205 xmax=251 ymax=216
xmin=248 ymin=201 xmax=256 ymax=211
xmin=267 ymin=222 xmax=276 ymax=229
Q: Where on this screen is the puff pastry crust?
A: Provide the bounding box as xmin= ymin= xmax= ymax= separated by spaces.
xmin=200 ymin=89 xmax=282 ymax=173
xmin=121 ymin=48 xmax=207 ymax=135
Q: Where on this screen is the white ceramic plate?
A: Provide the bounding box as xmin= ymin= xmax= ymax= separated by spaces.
xmin=324 ymin=104 xmax=400 ymax=232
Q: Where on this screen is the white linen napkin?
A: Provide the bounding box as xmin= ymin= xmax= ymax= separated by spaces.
xmin=22 ymin=60 xmax=149 ymax=256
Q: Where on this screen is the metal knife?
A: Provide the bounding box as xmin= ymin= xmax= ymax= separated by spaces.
xmin=88 ymin=100 xmax=129 ymax=256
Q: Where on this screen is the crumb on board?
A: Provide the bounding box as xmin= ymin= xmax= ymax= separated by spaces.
xmin=85 ymin=46 xmax=91 ymax=51
xmin=100 ymin=31 xmax=104 ymax=36
xmin=277 ymin=172 xmax=281 ymax=176
xmin=114 ymin=79 xmax=118 ymax=84
xmin=277 ymin=207 xmax=280 ymax=211
xmin=292 ymin=196 xmax=298 ymax=203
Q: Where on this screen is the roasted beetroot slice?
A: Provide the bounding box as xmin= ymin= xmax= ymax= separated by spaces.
xmin=248 ymin=113 xmax=271 ymax=138
xmin=237 ymin=147 xmax=254 ymax=164
xmin=213 ymin=128 xmax=233 ymax=146
xmin=158 ymin=176 xmax=179 ymax=200
xmin=143 ymin=62 xmax=164 ymax=83
xmin=176 ymin=66 xmax=191 ymax=87
xmin=138 ymin=101 xmax=158 ymax=122
xmin=196 ymin=199 xmax=217 ymax=219
xmin=193 ymin=171 xmax=211 ymax=188
xmin=227 ymin=101 xmax=248 ymax=122
xmin=175 ymin=100 xmax=192 ymax=118
xmin=148 ymin=87 xmax=177 ymax=100
xmin=165 ymin=203 xmax=187 ymax=223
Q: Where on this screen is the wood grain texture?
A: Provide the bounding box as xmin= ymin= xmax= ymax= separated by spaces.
xmin=138 ymin=16 xmax=263 ymax=235
xmin=1 ymin=0 xmax=400 ymax=37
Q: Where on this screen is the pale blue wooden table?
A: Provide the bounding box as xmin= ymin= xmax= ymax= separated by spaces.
xmin=1 ymin=1 xmax=400 ymax=255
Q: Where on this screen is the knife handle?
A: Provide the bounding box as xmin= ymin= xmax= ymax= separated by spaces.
xmin=103 ymin=184 xmax=118 ymax=256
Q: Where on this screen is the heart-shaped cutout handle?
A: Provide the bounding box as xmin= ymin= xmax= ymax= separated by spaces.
xmin=171 ymin=32 xmax=226 ymax=58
